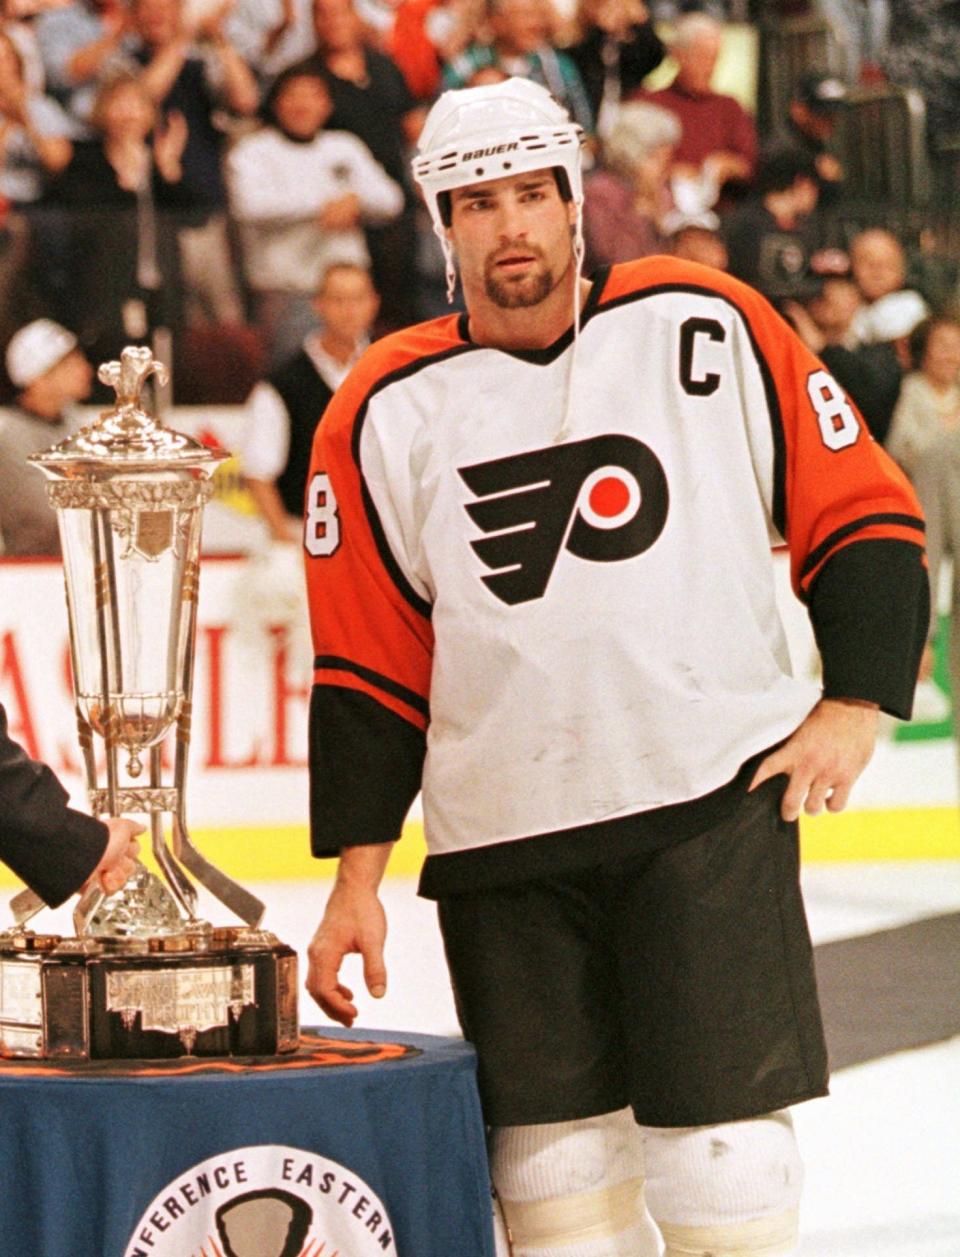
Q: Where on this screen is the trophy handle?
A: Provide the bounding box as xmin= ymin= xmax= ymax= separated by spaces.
xmin=172 ymin=813 xmax=264 ymax=927
xmin=150 ymin=810 xmax=198 ymax=920
xmin=149 ymin=746 xmax=198 ymax=920
xmin=73 ymin=881 xmax=105 ymax=937
xmin=172 ymin=629 xmax=264 ymax=927
xmin=9 ymin=887 xmax=45 ymax=927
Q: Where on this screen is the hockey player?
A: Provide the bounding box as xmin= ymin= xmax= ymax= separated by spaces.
xmin=302 ymin=79 xmax=928 ymax=1257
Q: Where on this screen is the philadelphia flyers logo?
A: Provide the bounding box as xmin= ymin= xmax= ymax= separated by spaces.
xmin=459 ymin=435 xmax=669 ymax=605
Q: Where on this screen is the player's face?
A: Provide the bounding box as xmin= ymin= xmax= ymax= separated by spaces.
xmin=447 ymin=171 xmax=576 ymax=312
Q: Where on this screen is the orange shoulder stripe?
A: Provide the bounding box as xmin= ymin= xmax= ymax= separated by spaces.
xmin=593 ymin=257 xmax=926 ymax=599
xmin=597 ymin=256 xmax=763 ymax=308
xmin=317 ymin=312 xmax=466 ymax=451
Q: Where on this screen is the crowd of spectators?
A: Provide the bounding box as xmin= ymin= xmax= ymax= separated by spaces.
xmin=1 ymin=0 xmax=960 ymax=588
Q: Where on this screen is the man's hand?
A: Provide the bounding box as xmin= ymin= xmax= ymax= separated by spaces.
xmin=85 ymin=817 xmax=144 ymax=896
xmin=783 ymin=299 xmax=826 ymax=356
xmin=750 ymin=697 xmax=880 ymax=821
xmin=306 ymin=878 xmax=388 ymax=1026
xmin=319 ymin=193 xmax=361 ymax=232
xmin=153 ymin=108 xmax=188 ymax=181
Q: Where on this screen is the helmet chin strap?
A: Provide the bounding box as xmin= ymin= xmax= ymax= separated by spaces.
xmin=439 ymin=229 xmax=458 ymax=305
xmin=554 ymin=209 xmax=585 ymax=445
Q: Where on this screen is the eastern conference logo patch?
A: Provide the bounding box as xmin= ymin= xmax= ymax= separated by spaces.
xmin=125 ymin=1144 xmax=396 ymax=1256
xmin=459 ymin=434 xmax=670 ymax=604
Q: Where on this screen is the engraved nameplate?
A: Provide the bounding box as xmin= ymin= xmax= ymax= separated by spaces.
xmin=106 ymin=964 xmax=255 ymax=1036
xmin=0 ymin=959 xmax=42 ymax=1026
xmin=0 ymin=958 xmax=43 ymax=1055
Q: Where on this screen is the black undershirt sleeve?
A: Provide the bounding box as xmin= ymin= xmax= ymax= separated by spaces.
xmin=309 ymin=685 xmax=426 ymax=857
xmin=807 ymin=538 xmax=929 ymax=720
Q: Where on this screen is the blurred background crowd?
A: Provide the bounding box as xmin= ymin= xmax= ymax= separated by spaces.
xmin=3 ymin=0 xmax=960 ymax=616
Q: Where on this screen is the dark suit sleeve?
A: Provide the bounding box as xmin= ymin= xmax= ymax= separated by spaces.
xmin=0 ymin=704 xmax=108 ymax=907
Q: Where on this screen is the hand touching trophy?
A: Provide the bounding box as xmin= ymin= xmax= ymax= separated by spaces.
xmin=0 ymin=347 xmax=298 ymax=1060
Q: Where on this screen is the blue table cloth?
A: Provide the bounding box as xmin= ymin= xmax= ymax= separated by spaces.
xmin=0 ymin=1027 xmax=495 ymax=1257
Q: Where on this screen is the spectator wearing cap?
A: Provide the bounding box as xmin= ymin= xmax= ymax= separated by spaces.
xmin=782 ymin=71 xmax=847 ymax=205
xmin=722 ymin=143 xmax=822 ymax=307
xmin=0 ymin=319 xmax=93 ymax=556
xmin=582 ymin=100 xmax=680 ymax=269
xmin=784 ymin=267 xmax=912 ymax=443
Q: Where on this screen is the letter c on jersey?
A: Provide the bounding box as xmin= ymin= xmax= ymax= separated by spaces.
xmin=679 ymin=316 xmax=725 ymax=397
xmin=459 ymin=435 xmax=669 ymax=605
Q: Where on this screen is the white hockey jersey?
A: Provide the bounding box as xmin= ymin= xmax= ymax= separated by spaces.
xmin=304 ymin=258 xmax=926 ymax=861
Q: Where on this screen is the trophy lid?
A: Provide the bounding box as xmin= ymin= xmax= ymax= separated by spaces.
xmin=27 ymin=346 xmax=227 ymax=477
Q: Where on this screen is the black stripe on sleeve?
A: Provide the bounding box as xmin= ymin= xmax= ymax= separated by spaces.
xmin=800 ymin=513 xmax=925 ymax=582
xmin=807 ymin=538 xmax=929 ymax=720
xmin=314 ymin=655 xmax=430 ymax=718
xmin=309 ymin=685 xmax=426 ymax=857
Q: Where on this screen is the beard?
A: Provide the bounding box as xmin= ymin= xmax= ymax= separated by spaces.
xmin=482 ymin=240 xmax=570 ymax=309
xmin=484 ymin=262 xmax=555 ymax=309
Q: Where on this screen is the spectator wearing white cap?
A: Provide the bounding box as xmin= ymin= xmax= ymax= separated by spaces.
xmin=0 ymin=319 xmax=93 ymax=556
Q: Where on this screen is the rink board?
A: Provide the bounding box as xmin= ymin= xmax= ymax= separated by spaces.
xmin=0 ymin=541 xmax=956 ymax=888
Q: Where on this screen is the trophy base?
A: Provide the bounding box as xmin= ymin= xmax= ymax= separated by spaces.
xmin=0 ymin=927 xmax=299 ymax=1061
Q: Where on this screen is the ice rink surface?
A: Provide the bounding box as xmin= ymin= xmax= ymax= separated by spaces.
xmin=234 ymin=859 xmax=960 ymax=1257
xmin=35 ymin=853 xmax=959 ymax=1254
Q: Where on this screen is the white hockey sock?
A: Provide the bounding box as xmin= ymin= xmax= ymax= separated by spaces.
xmin=642 ymin=1111 xmax=803 ymax=1257
xmin=490 ymin=1109 xmax=662 ymax=1257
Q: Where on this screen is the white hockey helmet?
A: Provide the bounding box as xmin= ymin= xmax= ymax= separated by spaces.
xmin=412 ymin=77 xmax=585 ymax=236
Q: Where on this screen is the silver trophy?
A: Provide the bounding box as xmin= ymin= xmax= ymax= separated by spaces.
xmin=0 ymin=347 xmax=298 ymax=1059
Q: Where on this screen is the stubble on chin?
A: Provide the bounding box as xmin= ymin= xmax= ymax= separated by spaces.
xmin=483 ymin=257 xmax=555 ymax=310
